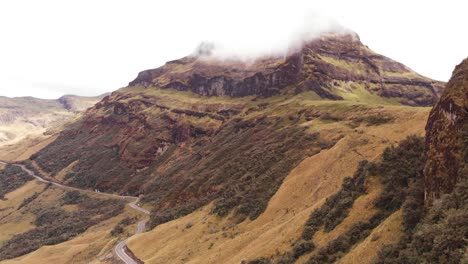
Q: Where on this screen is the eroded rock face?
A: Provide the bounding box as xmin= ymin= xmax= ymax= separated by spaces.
xmin=424 ymin=58 xmax=468 ymax=203
xmin=129 ymin=33 xmax=444 ymax=106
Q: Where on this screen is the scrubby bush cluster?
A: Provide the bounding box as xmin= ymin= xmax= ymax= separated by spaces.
xmin=146 ymin=116 xmax=335 ymax=229
xmin=304 ymin=135 xmax=466 ymax=264
xmin=32 ymin=133 xmax=134 ymax=194
xmin=247 ymin=159 xmax=369 ymax=264
xmin=60 ymin=190 xmax=85 ymax=205
xmin=303 ymin=135 xmax=426 ymax=263
xmin=376 ymin=176 xmax=468 ymax=264
xmin=248 ymin=135 xmax=425 ymax=264
xmin=111 ymin=216 xmax=137 ymax=236
xmin=17 ymin=184 xmax=50 ymax=210
xmin=0 ymin=191 xmax=125 ymax=260
xmin=305 ymin=212 xmax=387 ymax=264
xmin=302 ymin=160 xmax=368 ymax=241
xmin=246 ymin=240 xmax=316 ymax=264
xmin=319 ymin=112 xmax=344 ymax=122
xmin=355 ymin=115 xmax=394 ymax=126
xmin=371 ymin=135 xmax=425 ymax=214
xmin=0 ymin=165 xmax=32 ymax=199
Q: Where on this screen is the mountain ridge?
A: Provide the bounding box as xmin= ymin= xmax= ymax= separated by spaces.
xmin=129 ymin=32 xmax=444 ymax=106
xmin=0 ymin=94 xmax=106 ymax=161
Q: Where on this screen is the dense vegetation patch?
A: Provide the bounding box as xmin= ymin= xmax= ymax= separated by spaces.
xmin=0 ymin=165 xmax=32 ymax=199
xmin=31 ymin=132 xmax=134 ymax=193
xmin=300 ymin=135 xmax=467 ymax=264
xmin=246 ymin=159 xmax=368 ymax=264
xmin=304 ymin=135 xmax=426 ymax=263
xmin=302 ymin=161 xmax=368 ymax=241
xmin=247 ymin=135 xmax=427 ymax=264
xmin=144 ymin=116 xmax=337 ymax=229
xmin=376 ymin=172 xmax=468 ymax=262
xmin=245 ymin=240 xmax=316 ymax=264
xmin=355 ymin=114 xmax=394 ymax=126
xmin=0 ymin=190 xmax=125 ymax=260
xmin=110 ymin=216 xmax=138 ymax=236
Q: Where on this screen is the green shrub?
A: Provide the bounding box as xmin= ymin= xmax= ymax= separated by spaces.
xmin=376 ymin=177 xmax=468 ymax=264
xmin=320 ymin=112 xmax=344 ymax=122
xmin=292 ymin=240 xmax=315 ymax=259
xmin=60 ymin=190 xmax=86 ymax=205
xmin=110 ymin=216 xmax=137 ymax=237
xmin=247 ymin=240 xmax=315 ymax=264
xmin=355 ymin=115 xmax=394 ymax=126
xmin=111 ymin=225 xmax=124 ymax=236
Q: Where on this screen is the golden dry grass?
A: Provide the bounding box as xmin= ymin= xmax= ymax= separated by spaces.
xmin=0 ymin=135 xmax=56 ymax=162
xmin=337 ymin=210 xmax=403 ymax=264
xmin=313 ymin=177 xmax=382 ymax=246
xmin=126 ymin=105 xmax=429 ymax=264
xmin=0 ymin=204 xmax=143 ymax=264
xmin=0 ymin=92 xmax=430 ymax=263
xmin=0 ymin=184 xmax=144 ymax=264
xmin=0 ymin=181 xmax=43 ymax=245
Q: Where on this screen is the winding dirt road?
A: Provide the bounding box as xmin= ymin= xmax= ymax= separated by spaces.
xmin=0 ymin=160 xmax=149 ymax=264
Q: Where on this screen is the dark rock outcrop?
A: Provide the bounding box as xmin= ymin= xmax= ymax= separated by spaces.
xmin=129 ymin=33 xmax=444 ymax=106
xmin=424 ymin=58 xmax=468 ymax=204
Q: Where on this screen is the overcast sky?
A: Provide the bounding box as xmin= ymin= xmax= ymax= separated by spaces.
xmin=0 ymin=0 xmax=467 ymax=99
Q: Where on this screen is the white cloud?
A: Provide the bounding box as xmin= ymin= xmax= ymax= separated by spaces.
xmin=0 ymin=0 xmax=466 ymax=99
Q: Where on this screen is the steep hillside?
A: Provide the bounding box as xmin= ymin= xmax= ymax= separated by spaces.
xmin=424 ymin=58 xmax=468 ymax=203
xmin=0 ymin=94 xmax=105 ymax=161
xmin=373 ymin=58 xmax=468 ymax=264
xmin=4 ymin=31 xmax=449 ymax=263
xmin=0 ymin=164 xmax=142 ymax=264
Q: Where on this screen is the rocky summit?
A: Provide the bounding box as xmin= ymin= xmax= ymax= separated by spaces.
xmin=130 ymin=33 xmax=444 ymax=106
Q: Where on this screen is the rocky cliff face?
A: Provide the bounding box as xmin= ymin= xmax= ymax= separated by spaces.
xmin=424 ymin=58 xmax=468 ymax=203
xmin=130 ymin=33 xmax=444 ymax=106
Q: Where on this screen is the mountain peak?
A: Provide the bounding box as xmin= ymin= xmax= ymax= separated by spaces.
xmin=129 ymin=32 xmax=443 ymax=106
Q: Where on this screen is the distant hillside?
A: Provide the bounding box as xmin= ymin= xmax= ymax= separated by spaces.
xmin=0 ymin=94 xmax=106 ymax=159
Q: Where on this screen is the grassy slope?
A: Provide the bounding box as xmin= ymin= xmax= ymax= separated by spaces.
xmin=0 ymin=135 xmax=57 ymax=162
xmin=0 ymin=131 xmax=146 ymax=264
xmin=0 ymin=168 xmax=142 ymax=264
xmin=1 ymin=87 xmax=431 ymax=263
xmin=0 ymin=95 xmax=102 ymax=152
xmin=125 ymin=94 xmax=430 ymax=263
xmin=336 ymin=210 xmax=403 ymax=264
xmin=0 ymin=181 xmax=40 ymax=244
xmin=0 ymin=205 xmax=141 ymax=264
